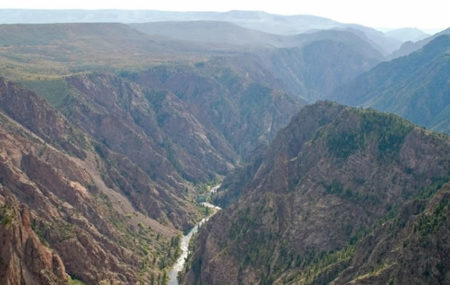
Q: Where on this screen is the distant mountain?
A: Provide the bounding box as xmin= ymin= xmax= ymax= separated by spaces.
xmin=249 ymin=30 xmax=384 ymax=101
xmin=0 ymin=11 xmax=447 ymax=285
xmin=0 ymin=23 xmax=218 ymax=80
xmin=386 ymin=27 xmax=429 ymax=42
xmin=130 ymin=22 xmax=385 ymax=102
xmin=0 ymin=9 xmax=402 ymax=54
xmin=340 ymin=25 xmax=403 ymax=55
xmin=130 ymin=21 xmax=292 ymax=48
xmin=0 ymin=22 xmax=383 ymax=103
xmin=391 ymin=27 xmax=450 ymax=59
xmin=332 ymin=34 xmax=450 ymax=133
xmin=183 ymin=102 xmax=450 ymax=284
xmin=0 ymin=9 xmax=339 ymax=33
xmin=130 ymin=20 xmax=392 ymax=55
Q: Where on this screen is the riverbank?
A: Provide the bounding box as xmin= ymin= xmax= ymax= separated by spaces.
xmin=168 ymin=185 xmax=222 ymax=285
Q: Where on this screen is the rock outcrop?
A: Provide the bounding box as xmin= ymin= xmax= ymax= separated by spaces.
xmin=332 ymin=35 xmax=450 ymax=133
xmin=0 ymin=61 xmax=302 ymax=283
xmin=0 ymin=77 xmax=186 ymax=283
xmin=184 ymin=102 xmax=450 ymax=284
xmin=0 ymin=188 xmax=67 ymax=285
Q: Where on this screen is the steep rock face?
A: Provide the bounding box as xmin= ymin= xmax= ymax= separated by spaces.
xmin=65 ymin=73 xmax=184 ymax=181
xmin=184 ymin=102 xmax=450 ymax=284
xmin=130 ymin=64 xmax=303 ymax=159
xmin=263 ymin=30 xmax=383 ymax=101
xmin=0 ymin=189 xmax=67 ymax=285
xmin=0 ymin=65 xmax=302 ymax=283
xmin=0 ymin=77 xmax=87 ymax=158
xmin=0 ymin=77 xmax=193 ymax=283
xmin=122 ymin=29 xmax=384 ymax=111
xmin=273 ymin=182 xmax=450 ymax=284
xmin=0 ymin=115 xmax=155 ymax=283
xmin=175 ymin=30 xmax=383 ymax=103
xmin=65 ymin=72 xmax=237 ymax=182
xmin=330 ymin=183 xmax=450 ymax=284
xmin=332 ymin=35 xmax=450 ymax=133
xmin=55 ymin=72 xmax=223 ymax=228
xmin=4 ymin=76 xmax=198 ymax=229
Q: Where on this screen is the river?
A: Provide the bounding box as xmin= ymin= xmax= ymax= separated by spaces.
xmin=167 ymin=186 xmax=221 ymax=285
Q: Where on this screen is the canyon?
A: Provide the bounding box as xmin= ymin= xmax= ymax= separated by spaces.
xmin=0 ymin=11 xmax=448 ymax=285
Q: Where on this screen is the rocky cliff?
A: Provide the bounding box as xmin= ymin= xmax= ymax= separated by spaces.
xmin=184 ymin=102 xmax=450 ymax=284
xmin=0 ymin=188 xmax=67 ymax=285
xmin=0 ymin=59 xmax=303 ymax=283
xmin=0 ymin=77 xmax=196 ymax=283
xmin=130 ymin=64 xmax=302 ymax=159
xmin=332 ymin=35 xmax=450 ymax=133
xmin=328 ymin=182 xmax=450 ymax=284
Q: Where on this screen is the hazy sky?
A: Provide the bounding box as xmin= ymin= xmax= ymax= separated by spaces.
xmin=1 ymin=0 xmax=449 ymax=31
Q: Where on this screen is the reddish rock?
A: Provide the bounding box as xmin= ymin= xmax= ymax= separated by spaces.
xmin=0 ymin=190 xmax=68 ymax=285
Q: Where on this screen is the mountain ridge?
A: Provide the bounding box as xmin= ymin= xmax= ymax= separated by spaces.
xmin=0 ymin=9 xmax=403 ymax=54
xmin=331 ymin=34 xmax=450 ymax=133
xmin=0 ymin=22 xmax=384 ymax=103
xmin=183 ymin=102 xmax=450 ymax=284
xmin=0 ymin=76 xmax=197 ymax=283
xmin=390 ymin=27 xmax=450 ymax=59
xmin=0 ymin=14 xmax=447 ymax=285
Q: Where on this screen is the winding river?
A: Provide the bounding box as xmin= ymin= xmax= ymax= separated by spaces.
xmin=168 ymin=185 xmax=221 ymax=285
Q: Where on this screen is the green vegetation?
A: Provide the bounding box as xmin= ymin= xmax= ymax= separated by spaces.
xmin=416 ymin=174 xmax=450 ymax=199
xmin=326 ymin=108 xmax=413 ymax=159
xmin=0 ymin=23 xmax=197 ymax=81
xmin=194 ymin=178 xmax=221 ymax=204
xmin=68 ymin=276 xmax=86 ymax=285
xmin=283 ymin=246 xmax=355 ymax=284
xmin=20 ymin=78 xmax=76 ymax=109
xmin=333 ymin=35 xmax=450 ymax=134
xmin=323 ymin=179 xmax=344 ymax=194
xmin=31 ymin=220 xmax=75 ymax=243
xmin=213 ymin=67 xmax=242 ymax=93
xmin=95 ymin=193 xmax=179 ymax=282
xmin=185 ymin=102 xmax=449 ymax=284
xmin=414 ymin=198 xmax=449 ymax=236
xmin=0 ymin=204 xmax=14 ymax=226
xmin=118 ymin=70 xmax=138 ymax=81
xmin=323 ymin=180 xmax=381 ymax=205
xmin=240 ymin=83 xmax=272 ymax=108
xmin=160 ymin=138 xmax=184 ymax=176
xmin=144 ymin=90 xmax=168 ymax=115
xmin=326 ymin=129 xmax=363 ymax=159
xmin=361 ymin=110 xmax=414 ymax=155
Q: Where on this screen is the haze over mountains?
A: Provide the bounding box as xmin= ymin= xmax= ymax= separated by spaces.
xmin=391 ymin=27 xmax=450 ymax=59
xmin=332 ymin=34 xmax=450 ymax=133
xmin=385 ymin=28 xmax=429 ymax=42
xmin=0 ymin=8 xmax=448 ymax=285
xmin=0 ymin=9 xmax=432 ymax=53
xmin=0 ymin=21 xmax=385 ymax=103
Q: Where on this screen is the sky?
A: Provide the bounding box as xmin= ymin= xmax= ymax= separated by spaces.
xmin=1 ymin=0 xmax=449 ymax=32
